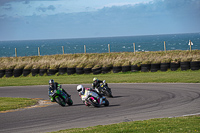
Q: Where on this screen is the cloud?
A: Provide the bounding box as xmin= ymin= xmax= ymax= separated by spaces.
xmin=0 ymin=0 xmax=199 ymax=40
xmin=37 ymin=5 xmax=56 ymax=12
xmin=26 ymin=0 xmax=199 ymax=36
xmin=0 ymin=0 xmax=153 ymax=17
xmin=2 ymin=4 xmax=12 ymax=11
xmin=99 ymin=0 xmax=200 ymax=21
xmin=0 ymin=0 xmax=27 ymax=5
xmin=0 ymin=0 xmax=15 ymax=6
xmin=0 ymin=0 xmax=59 ymax=6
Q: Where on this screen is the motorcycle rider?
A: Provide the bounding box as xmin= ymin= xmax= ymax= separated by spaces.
xmin=92 ymin=77 xmax=106 ymax=92
xmin=77 ymin=84 xmax=92 ymax=106
xmin=77 ymin=84 xmax=104 ymax=106
xmin=48 ymin=79 xmax=70 ymax=102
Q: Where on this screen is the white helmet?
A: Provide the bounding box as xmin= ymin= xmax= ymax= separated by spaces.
xmin=77 ymin=85 xmax=83 ymax=92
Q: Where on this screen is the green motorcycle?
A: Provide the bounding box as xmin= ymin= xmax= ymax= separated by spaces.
xmin=50 ymin=89 xmax=73 ymax=107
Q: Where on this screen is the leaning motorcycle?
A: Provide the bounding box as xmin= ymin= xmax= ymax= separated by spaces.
xmin=95 ymin=80 xmax=113 ymax=97
xmin=50 ymin=89 xmax=73 ymax=107
xmin=84 ymin=89 xmax=109 ymax=107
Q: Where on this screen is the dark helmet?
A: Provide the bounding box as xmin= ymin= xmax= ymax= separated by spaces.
xmin=49 ymin=79 xmax=54 ymax=87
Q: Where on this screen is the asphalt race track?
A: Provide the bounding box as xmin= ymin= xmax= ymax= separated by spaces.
xmin=0 ymin=83 xmax=200 ymax=133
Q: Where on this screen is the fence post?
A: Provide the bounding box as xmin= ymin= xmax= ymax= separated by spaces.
xmin=84 ymin=45 xmax=86 ymax=53
xmin=108 ymin=44 xmax=110 ymax=53
xmin=38 ymin=47 xmax=40 ymax=56
xmin=189 ymin=40 xmax=192 ymax=52
xmin=62 ymin=46 xmax=64 ymax=54
xmin=164 ymin=41 xmax=166 ymax=53
xmin=133 ymin=43 xmax=136 ymax=55
xmin=15 ymin=48 xmax=17 ymax=57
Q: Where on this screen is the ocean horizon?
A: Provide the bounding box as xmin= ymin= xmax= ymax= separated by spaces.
xmin=0 ymin=33 xmax=199 ymax=57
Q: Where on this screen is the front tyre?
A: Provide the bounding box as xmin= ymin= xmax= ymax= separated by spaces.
xmin=104 ymin=99 xmax=109 ymax=106
xmin=66 ymin=98 xmax=73 ymax=106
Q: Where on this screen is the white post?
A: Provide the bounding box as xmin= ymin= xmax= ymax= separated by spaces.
xmin=189 ymin=40 xmax=192 ymax=52
xmin=38 ymin=47 xmax=40 ymax=56
xmin=133 ymin=43 xmax=136 ymax=55
xmin=84 ymin=45 xmax=86 ymax=53
xmin=15 ymin=48 xmax=17 ymax=57
xmin=62 ymin=46 xmax=64 ymax=54
xmin=164 ymin=41 xmax=166 ymax=53
xmin=108 ymin=44 xmax=110 ymax=53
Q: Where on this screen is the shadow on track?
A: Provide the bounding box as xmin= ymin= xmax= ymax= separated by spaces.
xmin=111 ymin=96 xmax=124 ymax=98
xmin=107 ymin=104 xmax=121 ymax=107
xmin=70 ymin=104 xmax=86 ymax=107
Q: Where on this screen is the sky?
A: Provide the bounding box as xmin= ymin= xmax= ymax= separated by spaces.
xmin=0 ymin=0 xmax=199 ymax=41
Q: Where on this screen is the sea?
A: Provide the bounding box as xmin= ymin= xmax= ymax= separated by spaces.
xmin=0 ymin=33 xmax=199 ymax=57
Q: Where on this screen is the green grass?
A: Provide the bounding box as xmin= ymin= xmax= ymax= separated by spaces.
xmin=50 ymin=115 xmax=200 ymax=133
xmin=0 ymin=97 xmax=38 ymax=111
xmin=0 ymin=69 xmax=200 ymax=87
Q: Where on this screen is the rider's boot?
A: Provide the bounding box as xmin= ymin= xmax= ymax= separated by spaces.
xmin=50 ymin=98 xmax=54 ymax=102
xmin=85 ymin=101 xmax=89 ymax=106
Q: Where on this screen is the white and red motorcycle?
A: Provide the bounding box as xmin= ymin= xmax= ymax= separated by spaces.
xmin=79 ymin=88 xmax=109 ymax=107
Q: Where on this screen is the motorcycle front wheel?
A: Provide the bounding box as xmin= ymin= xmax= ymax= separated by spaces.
xmin=66 ymin=98 xmax=73 ymax=106
xmin=104 ymin=99 xmax=109 ymax=106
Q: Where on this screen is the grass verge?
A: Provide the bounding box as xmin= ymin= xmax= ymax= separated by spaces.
xmin=0 ymin=97 xmax=38 ymax=111
xmin=0 ymin=69 xmax=200 ymax=87
xmin=50 ymin=115 xmax=200 ymax=133
xmin=1 ymin=50 xmax=200 ymax=71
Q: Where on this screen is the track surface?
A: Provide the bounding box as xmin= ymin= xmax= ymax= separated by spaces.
xmin=0 ymin=83 xmax=200 ymax=133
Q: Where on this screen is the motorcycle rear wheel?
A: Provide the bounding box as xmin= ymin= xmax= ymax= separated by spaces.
xmin=55 ymin=96 xmax=66 ymax=107
xmin=88 ymin=98 xmax=100 ymax=107
xmin=105 ymin=89 xmax=113 ymax=97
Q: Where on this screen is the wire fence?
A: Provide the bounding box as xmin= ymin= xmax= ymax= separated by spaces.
xmin=11 ymin=40 xmax=197 ymax=57
xmin=0 ymin=37 xmax=199 ymax=57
